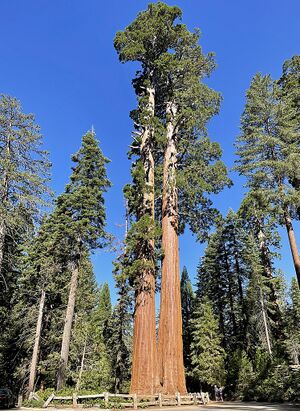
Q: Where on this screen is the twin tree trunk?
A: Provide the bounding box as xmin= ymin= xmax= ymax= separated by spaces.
xmin=28 ymin=289 xmax=46 ymax=394
xmin=57 ymin=260 xmax=79 ymax=390
xmin=157 ymin=102 xmax=187 ymax=394
xmin=130 ymin=86 xmax=158 ymax=394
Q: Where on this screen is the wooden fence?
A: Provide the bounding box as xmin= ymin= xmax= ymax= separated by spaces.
xmin=43 ymin=391 xmax=210 ymax=408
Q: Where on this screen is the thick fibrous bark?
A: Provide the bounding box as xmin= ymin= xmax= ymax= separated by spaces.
xmin=57 ymin=261 xmax=79 ymax=390
xmin=130 ymin=86 xmax=158 ymax=394
xmin=157 ymin=102 xmax=186 ymax=395
xmin=28 ymin=289 xmax=46 ymax=394
xmin=284 ymin=211 xmax=300 ymax=288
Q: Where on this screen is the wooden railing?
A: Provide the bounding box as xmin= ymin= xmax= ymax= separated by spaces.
xmin=43 ymin=391 xmax=210 ymax=408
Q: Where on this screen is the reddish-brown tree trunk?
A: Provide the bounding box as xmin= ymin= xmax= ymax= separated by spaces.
xmin=28 ymin=289 xmax=45 ymax=394
xmin=57 ymin=260 xmax=79 ymax=390
xmin=284 ymin=210 xmax=300 ymax=288
xmin=130 ymin=86 xmax=158 ymax=394
xmin=157 ymin=102 xmax=186 ymax=395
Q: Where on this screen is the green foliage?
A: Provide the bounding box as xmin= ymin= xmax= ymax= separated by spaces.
xmin=284 ymin=278 xmax=300 ymax=364
xmin=235 ymin=68 xmax=300 ymax=224
xmin=0 ymin=94 xmax=51 ymax=388
xmin=50 ymin=130 xmax=111 ymax=260
xmin=0 ymin=94 xmax=51 ymax=228
xmin=190 ymin=298 xmax=226 ymax=387
xmin=180 ymin=267 xmax=194 ymax=370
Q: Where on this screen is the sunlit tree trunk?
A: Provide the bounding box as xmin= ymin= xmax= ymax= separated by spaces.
xmin=259 ymin=288 xmax=272 ymax=355
xmin=57 ymin=261 xmax=79 ymax=390
xmin=75 ymin=338 xmax=87 ymax=392
xmin=28 ymin=289 xmax=46 ymax=394
xmin=130 ymin=86 xmax=158 ymax=394
xmin=284 ymin=210 xmax=300 ymax=288
xmin=157 ymin=102 xmax=186 ymax=395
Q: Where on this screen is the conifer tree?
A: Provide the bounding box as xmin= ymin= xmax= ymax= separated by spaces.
xmin=180 ymin=267 xmax=194 ymax=371
xmin=277 ymin=56 xmax=300 ymax=218
xmin=0 ymin=94 xmax=51 ymax=278
xmin=95 ymin=282 xmax=112 ymax=341
xmin=115 ymin=1 xmax=229 ymax=394
xmin=285 ymin=278 xmax=300 ymax=364
xmin=235 ymin=73 xmax=300 ymax=287
xmin=70 ymin=264 xmax=112 ymax=392
xmin=190 ymin=298 xmax=226 ymax=389
xmin=114 ymin=2 xmax=182 ymax=394
xmin=238 ymin=192 xmax=284 ymax=342
xmin=111 ymin=257 xmax=133 ymax=393
xmin=197 ymin=211 xmax=249 ymax=352
xmin=52 ymin=130 xmax=111 ymax=390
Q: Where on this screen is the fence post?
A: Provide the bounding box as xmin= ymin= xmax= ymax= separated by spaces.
xmin=176 ymin=392 xmax=181 ymax=407
xmin=158 ymin=393 xmax=162 ymax=408
xmin=133 ymin=393 xmax=138 ymax=410
xmin=192 ymin=393 xmax=197 ymax=405
xmin=72 ymin=393 xmax=78 ymax=408
xmin=104 ymin=392 xmax=109 ymax=408
xmin=17 ymin=394 xmax=23 ymax=408
xmin=43 ymin=393 xmax=55 ymax=408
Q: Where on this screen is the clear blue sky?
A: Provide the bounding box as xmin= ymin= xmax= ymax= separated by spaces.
xmin=1 ymin=0 xmax=299 ymax=302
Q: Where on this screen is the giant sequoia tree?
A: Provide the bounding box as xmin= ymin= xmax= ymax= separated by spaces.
xmin=114 ymin=3 xmax=182 ymax=394
xmin=115 ymin=2 xmax=229 ymax=394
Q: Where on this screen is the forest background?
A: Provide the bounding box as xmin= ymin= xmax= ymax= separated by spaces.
xmin=2 ymin=0 xmax=300 ymax=299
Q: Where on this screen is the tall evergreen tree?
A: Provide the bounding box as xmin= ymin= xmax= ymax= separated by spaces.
xmin=285 ymin=278 xmax=300 ymax=364
xmin=235 ymin=73 xmax=300 ymax=287
xmin=180 ymin=267 xmax=194 ymax=371
xmin=0 ymin=94 xmax=50 ymax=389
xmin=190 ymin=298 xmax=226 ymax=389
xmin=114 ymin=2 xmax=182 ymax=394
xmin=0 ymin=94 xmax=51 ymax=278
xmin=197 ymin=211 xmax=250 ymax=352
xmin=95 ymin=282 xmax=112 ymax=341
xmin=111 ymin=256 xmax=133 ymax=393
xmin=238 ymin=192 xmax=284 ymax=342
xmin=277 ymin=56 xmax=300 ymax=218
xmin=51 ymin=130 xmax=111 ymax=390
xmin=70 ymin=265 xmax=112 ymax=392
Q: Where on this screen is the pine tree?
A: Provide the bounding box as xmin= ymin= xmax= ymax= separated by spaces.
xmin=285 ymin=278 xmax=300 ymax=364
xmin=197 ymin=211 xmax=250 ymax=352
xmin=110 ymin=257 xmax=133 ymax=393
xmin=235 ymin=73 xmax=300 ymax=287
xmin=70 ymin=262 xmax=112 ymax=392
xmin=95 ymin=282 xmax=112 ymax=341
xmin=238 ymin=191 xmax=284 ymax=343
xmin=0 ymin=94 xmax=51 ymax=279
xmin=190 ymin=298 xmax=226 ymax=389
xmin=277 ymin=56 xmax=300 ymax=218
xmin=180 ymin=267 xmax=194 ymax=371
xmin=0 ymin=216 xmax=34 ymax=388
xmin=0 ymin=95 xmax=51 ymax=387
xmin=52 ymin=129 xmax=111 ymax=390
